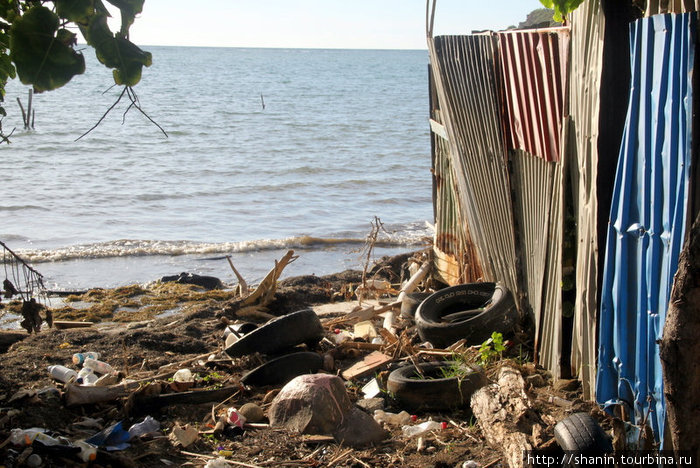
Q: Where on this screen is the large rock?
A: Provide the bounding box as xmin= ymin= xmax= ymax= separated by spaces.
xmin=269 ymin=374 xmax=387 ymax=447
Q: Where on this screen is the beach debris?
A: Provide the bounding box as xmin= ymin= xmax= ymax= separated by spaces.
xmin=53 ymin=321 xmax=94 ymax=329
xmin=86 ymin=420 xmax=131 ymax=450
xmin=169 ymin=423 xmax=198 ymax=448
xmin=160 ymin=272 xmax=224 ymax=290
xmin=127 ymin=416 xmax=160 ymax=439
xmin=340 ymin=351 xmax=392 ymax=380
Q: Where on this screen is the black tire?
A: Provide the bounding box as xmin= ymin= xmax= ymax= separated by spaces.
xmin=386 ymin=361 xmax=487 ymax=411
xmin=400 ymin=292 xmax=432 ymax=319
xmin=554 ymin=413 xmax=613 ymax=461
xmin=225 ymin=309 xmax=324 ymax=358
xmin=240 ymin=351 xmax=323 ymax=387
xmin=415 ymin=282 xmax=518 ymax=348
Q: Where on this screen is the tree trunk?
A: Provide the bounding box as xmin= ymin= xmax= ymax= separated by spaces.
xmin=660 ymin=212 xmax=700 ymax=458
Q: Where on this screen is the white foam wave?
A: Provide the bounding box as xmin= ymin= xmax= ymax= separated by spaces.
xmin=12 ymin=230 xmax=431 ymax=264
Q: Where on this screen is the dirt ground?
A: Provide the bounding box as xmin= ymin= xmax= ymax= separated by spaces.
xmin=0 ymin=253 xmax=610 ymax=467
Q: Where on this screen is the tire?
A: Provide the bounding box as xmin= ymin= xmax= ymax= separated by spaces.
xmin=400 ymin=292 xmax=432 ymax=319
xmin=386 ymin=361 xmax=487 ymax=411
xmin=554 ymin=413 xmax=613 ymax=462
xmin=415 ymin=282 xmax=518 ymax=348
xmin=225 ymin=309 xmax=324 ymax=358
xmin=240 ymin=351 xmax=323 ymax=387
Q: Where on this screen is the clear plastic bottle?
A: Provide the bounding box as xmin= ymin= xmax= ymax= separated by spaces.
xmin=72 ymin=352 xmax=100 ymax=365
xmin=374 ymin=410 xmax=411 ymax=425
xmin=47 ymin=365 xmax=78 ymax=384
xmin=128 ymin=416 xmax=161 ymax=439
xmin=83 ymin=357 xmax=114 ymax=375
xmin=401 ymin=420 xmax=443 ymax=437
xmin=77 ymin=367 xmax=98 ymax=386
xmin=74 ymin=440 xmax=97 ymax=462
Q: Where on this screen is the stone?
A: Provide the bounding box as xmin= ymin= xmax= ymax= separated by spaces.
xmin=239 ymin=402 xmax=265 ymax=423
xmin=356 ymin=397 xmax=385 ymax=413
xmin=332 ymin=406 xmax=388 ymax=447
xmin=269 ymin=373 xmax=387 ymax=447
xmin=526 ymin=373 xmax=545 ymax=388
xmin=269 ymin=374 xmax=352 ymax=435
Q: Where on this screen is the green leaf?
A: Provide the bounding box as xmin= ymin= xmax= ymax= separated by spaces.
xmin=538 ymin=0 xmax=584 ymax=22
xmin=9 ymin=6 xmax=86 ymax=91
xmin=55 ymin=0 xmax=94 ymax=25
xmin=82 ymin=13 xmax=150 ymax=86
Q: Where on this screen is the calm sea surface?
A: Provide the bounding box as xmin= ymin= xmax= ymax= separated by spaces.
xmin=1 ymin=46 xmax=432 ymax=293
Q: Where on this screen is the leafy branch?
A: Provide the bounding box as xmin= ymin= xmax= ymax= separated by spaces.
xmin=0 ymin=0 xmax=153 ymax=141
xmin=538 ymin=0 xmax=585 ymax=22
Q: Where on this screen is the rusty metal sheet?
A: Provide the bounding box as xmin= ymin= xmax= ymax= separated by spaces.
xmin=427 ymin=34 xmax=520 ymax=299
xmin=497 ymin=29 xmax=569 ymax=162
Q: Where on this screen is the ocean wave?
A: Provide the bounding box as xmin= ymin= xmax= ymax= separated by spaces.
xmin=0 ymin=205 xmax=49 ymax=212
xmin=11 ymin=230 xmax=432 ymax=264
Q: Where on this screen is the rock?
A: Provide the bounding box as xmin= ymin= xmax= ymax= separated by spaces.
xmin=239 ymin=403 xmax=265 ymax=423
xmin=526 ymin=374 xmax=545 ymax=388
xmin=160 ymin=272 xmax=223 ymax=290
xmin=356 ymin=397 xmax=385 ymax=413
xmin=269 ymin=374 xmax=387 ymax=447
xmin=269 ymin=374 xmax=352 ymax=434
xmin=332 ymin=407 xmax=388 ymax=447
xmin=553 ymin=378 xmax=580 ymax=392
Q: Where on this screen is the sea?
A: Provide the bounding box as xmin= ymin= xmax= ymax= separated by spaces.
xmin=0 ymin=46 xmax=433 ymax=293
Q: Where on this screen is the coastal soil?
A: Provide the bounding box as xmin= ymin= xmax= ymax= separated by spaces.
xmin=0 ymin=253 xmax=609 ymax=467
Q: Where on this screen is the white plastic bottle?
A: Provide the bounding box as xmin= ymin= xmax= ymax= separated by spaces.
xmin=77 ymin=367 xmax=98 ymax=386
xmin=47 ymin=365 xmax=78 ymax=383
xmin=401 ymin=420 xmax=443 ymax=437
xmin=83 ymin=357 xmax=114 ymax=375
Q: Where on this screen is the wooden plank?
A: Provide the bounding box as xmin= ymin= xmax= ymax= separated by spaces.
xmin=340 ymin=351 xmax=393 ymax=380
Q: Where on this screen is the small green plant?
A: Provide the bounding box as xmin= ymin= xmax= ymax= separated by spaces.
xmin=478 ymin=332 xmax=506 ymax=365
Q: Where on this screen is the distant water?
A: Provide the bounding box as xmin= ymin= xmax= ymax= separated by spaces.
xmin=0 ymin=46 xmax=432 ymax=291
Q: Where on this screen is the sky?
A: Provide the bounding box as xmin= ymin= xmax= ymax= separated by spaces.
xmin=126 ymin=1 xmax=547 ymax=50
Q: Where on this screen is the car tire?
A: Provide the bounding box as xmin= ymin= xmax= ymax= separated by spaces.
xmin=415 ymin=282 xmax=518 ymax=348
xmin=386 ymin=361 xmax=487 ymax=411
xmin=241 ymin=351 xmax=324 ymax=387
xmin=225 ymin=309 xmax=324 ymax=358
xmin=554 ymin=412 xmax=613 ymax=463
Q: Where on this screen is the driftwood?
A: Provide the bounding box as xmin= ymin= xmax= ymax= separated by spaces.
xmin=221 ymin=250 xmax=298 ymax=321
xmin=471 ymin=367 xmax=543 ymax=468
xmin=65 ymin=384 xmax=131 ymax=406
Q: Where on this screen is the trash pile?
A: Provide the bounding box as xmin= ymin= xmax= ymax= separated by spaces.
xmin=0 ymin=250 xmax=613 ymax=467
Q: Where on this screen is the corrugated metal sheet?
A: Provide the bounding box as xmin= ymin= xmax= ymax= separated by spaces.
xmin=510 ymin=149 xmax=563 ymax=377
xmin=498 ymin=30 xmax=569 ymax=162
xmin=596 ymin=13 xmax=695 ymax=442
xmin=426 ymin=34 xmax=520 ymax=298
xmin=567 ymin=0 xmax=606 ymax=400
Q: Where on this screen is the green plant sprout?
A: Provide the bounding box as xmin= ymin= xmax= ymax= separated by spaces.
xmin=479 ymin=332 xmax=506 ymax=365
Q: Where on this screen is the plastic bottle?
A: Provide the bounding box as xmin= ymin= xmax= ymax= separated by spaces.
xmin=332 ymin=329 xmax=353 ymax=344
xmin=401 ymin=420 xmax=443 ymax=438
xmin=128 ymin=416 xmax=161 ymax=439
xmin=47 ymin=365 xmax=78 ymax=384
xmin=74 ymin=440 xmax=97 ymax=462
xmin=72 ymin=351 xmax=100 ymax=365
xmin=374 ymin=410 xmax=411 ymax=425
xmin=83 ymin=357 xmax=114 ymax=375
xmin=77 ymin=367 xmax=98 ymax=386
